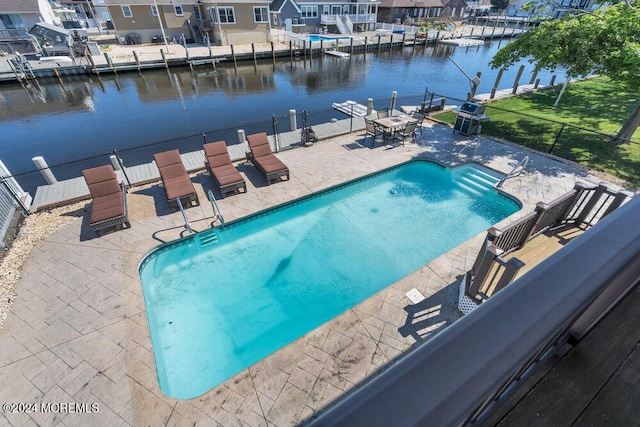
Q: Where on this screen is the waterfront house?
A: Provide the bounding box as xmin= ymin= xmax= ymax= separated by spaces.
xmin=103 ymin=0 xmax=271 ymax=45
xmin=54 ymin=0 xmax=113 ymax=32
xmin=0 ymin=0 xmax=57 ymax=30
xmin=377 ymin=0 xmax=443 ymax=24
xmin=270 ymin=0 xmax=380 ymax=34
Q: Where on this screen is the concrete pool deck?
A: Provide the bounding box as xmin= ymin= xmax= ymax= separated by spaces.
xmin=0 ymin=121 xmax=613 ymax=426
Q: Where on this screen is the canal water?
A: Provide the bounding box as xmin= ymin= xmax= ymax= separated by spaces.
xmin=0 ymin=40 xmax=557 ymax=193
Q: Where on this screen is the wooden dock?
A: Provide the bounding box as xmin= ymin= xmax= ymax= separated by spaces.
xmin=30 ymin=115 xmax=366 ymax=211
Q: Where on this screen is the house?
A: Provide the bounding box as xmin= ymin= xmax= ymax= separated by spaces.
xmin=103 ymin=0 xmax=271 ymax=45
xmin=0 ymin=0 xmax=57 ymax=30
xmin=271 ymin=0 xmax=381 ymax=34
xmin=377 ymin=0 xmax=446 ymax=24
xmin=53 ymin=0 xmax=113 ymax=32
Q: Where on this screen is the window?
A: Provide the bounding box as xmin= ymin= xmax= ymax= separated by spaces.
xmin=193 ymin=6 xmax=202 ymax=20
xmin=217 ymin=7 xmax=235 ymax=23
xmin=121 ymin=5 xmax=132 ymax=18
xmin=0 ymin=14 xmax=26 ymax=29
xmin=174 ymin=5 xmax=184 ymax=16
xmin=150 ymin=5 xmax=158 ymax=16
xmin=253 ymin=6 xmax=268 ymax=23
xmin=323 ymin=6 xmax=329 ymax=15
xmin=300 ymin=6 xmax=317 ymax=18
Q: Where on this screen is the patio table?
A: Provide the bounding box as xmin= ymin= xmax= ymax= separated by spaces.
xmin=373 ymin=115 xmax=418 ymax=141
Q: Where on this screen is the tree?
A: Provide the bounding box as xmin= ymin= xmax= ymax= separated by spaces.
xmin=490 ymin=1 xmax=640 ymax=141
xmin=490 ymin=0 xmax=510 ymax=12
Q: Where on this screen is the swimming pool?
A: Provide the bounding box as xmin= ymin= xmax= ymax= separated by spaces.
xmin=139 ymin=161 xmax=520 ymax=399
xmin=308 ymin=35 xmax=350 ymax=42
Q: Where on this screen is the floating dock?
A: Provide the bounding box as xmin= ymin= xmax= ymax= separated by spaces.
xmin=438 ymin=38 xmax=485 ymax=47
xmin=324 ymin=49 xmax=350 ymax=58
xmin=332 ymin=101 xmax=370 ymax=117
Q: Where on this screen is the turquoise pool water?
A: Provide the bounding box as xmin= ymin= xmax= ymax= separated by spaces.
xmin=308 ymin=35 xmax=350 ymax=42
xmin=139 ymin=161 xmax=520 ymax=399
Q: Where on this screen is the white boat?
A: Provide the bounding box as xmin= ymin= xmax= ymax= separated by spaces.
xmin=325 ymin=49 xmax=350 ymax=58
xmin=439 ymin=38 xmax=485 ymax=47
xmin=39 ymin=56 xmax=74 ymax=63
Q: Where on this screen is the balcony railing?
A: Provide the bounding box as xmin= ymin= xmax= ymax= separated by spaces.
xmin=320 ymin=14 xmax=376 ymax=25
xmin=463 ymin=182 xmax=633 ymax=307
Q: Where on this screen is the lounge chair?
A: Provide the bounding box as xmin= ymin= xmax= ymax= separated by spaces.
xmin=246 ymin=132 xmax=290 ymax=185
xmin=153 ymin=149 xmax=199 ymax=209
xmin=203 ymin=140 xmax=247 ymax=197
xmin=82 ymin=165 xmax=130 ymax=235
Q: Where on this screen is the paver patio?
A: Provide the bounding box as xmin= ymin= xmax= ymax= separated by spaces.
xmin=0 ymin=120 xmax=611 ymax=426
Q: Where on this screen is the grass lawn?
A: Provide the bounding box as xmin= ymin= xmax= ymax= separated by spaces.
xmin=434 ymin=76 xmax=640 ymax=187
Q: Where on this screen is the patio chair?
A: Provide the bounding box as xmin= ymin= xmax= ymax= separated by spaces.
xmin=394 ymin=121 xmax=418 ymax=146
xmin=153 ymin=149 xmax=199 ymax=209
xmin=364 ymin=117 xmax=384 ymax=145
xmin=204 ymin=140 xmax=247 ymax=197
xmin=413 ymin=112 xmax=425 ymax=134
xmin=246 ymin=132 xmax=290 ymax=185
xmin=377 ymin=108 xmax=390 ymax=119
xmin=82 ymin=165 xmax=130 ymax=235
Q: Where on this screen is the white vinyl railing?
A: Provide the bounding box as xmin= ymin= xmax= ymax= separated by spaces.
xmin=375 ymin=22 xmax=420 ymax=35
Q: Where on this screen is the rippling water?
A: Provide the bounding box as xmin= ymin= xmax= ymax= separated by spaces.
xmin=0 ymin=39 xmax=558 ymax=192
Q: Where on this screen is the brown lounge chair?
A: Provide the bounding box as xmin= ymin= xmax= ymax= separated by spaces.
xmin=82 ymin=165 xmax=130 ymax=235
xmin=203 ymin=140 xmax=247 ymax=197
xmin=246 ymin=132 xmax=290 ymax=185
xmin=153 ymin=149 xmax=199 ymax=209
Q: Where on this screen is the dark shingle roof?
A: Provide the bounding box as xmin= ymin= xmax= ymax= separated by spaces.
xmin=270 ymin=0 xmax=287 ymax=12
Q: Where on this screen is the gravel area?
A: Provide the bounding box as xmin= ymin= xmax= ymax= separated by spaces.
xmin=0 ymin=203 xmax=84 ymax=328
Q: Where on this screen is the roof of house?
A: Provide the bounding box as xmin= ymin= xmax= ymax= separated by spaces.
xmin=270 ymin=0 xmax=287 ymax=12
xmin=0 ymin=0 xmax=40 ymax=12
xmin=378 ymin=0 xmax=444 ymax=8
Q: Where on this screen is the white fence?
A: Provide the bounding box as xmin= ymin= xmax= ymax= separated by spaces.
xmin=375 ymin=22 xmax=420 ymax=35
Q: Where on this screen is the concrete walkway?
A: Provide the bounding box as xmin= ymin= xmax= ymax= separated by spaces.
xmin=0 ymin=121 xmax=607 ymax=426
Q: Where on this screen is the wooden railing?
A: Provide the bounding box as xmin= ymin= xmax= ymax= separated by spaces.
xmin=465 ymin=182 xmax=633 ymax=303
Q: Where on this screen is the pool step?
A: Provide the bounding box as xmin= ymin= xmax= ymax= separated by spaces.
xmin=454 ymin=169 xmax=501 ymax=198
xmin=197 ymin=231 xmax=219 ymax=247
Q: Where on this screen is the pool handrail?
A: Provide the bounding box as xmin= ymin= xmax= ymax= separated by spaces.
xmin=208 ymin=190 xmax=225 ymax=226
xmin=497 ymin=156 xmax=529 ymax=187
xmin=176 ymin=197 xmax=194 ymax=234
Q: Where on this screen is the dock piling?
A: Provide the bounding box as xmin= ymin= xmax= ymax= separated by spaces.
xmin=237 ymin=129 xmax=246 ymax=144
xmin=271 ymin=41 xmax=275 ymax=64
xmin=133 ymin=50 xmax=141 ymax=71
xmin=491 ymin=68 xmax=504 ymax=99
xmin=160 ymin=49 xmax=168 ymax=69
xmin=231 ymin=45 xmax=237 ymax=68
xmin=290 ymin=109 xmax=297 ymax=131
xmin=32 ymin=156 xmax=57 ymax=184
xmin=104 ymin=52 xmax=115 ymax=71
xmin=367 ymin=98 xmax=373 ymax=115
xmin=512 ymin=65 xmax=525 ymax=94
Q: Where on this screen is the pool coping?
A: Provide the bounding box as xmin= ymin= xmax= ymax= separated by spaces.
xmin=137 ymin=158 xmax=523 ymax=400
